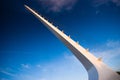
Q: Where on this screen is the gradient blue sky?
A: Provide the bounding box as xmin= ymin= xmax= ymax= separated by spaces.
xmin=0 ymin=0 xmax=120 ymax=80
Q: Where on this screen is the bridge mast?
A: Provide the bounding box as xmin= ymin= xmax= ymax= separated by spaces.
xmin=25 ymin=5 xmax=120 ymax=80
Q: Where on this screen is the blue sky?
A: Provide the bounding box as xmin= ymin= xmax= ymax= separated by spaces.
xmin=0 ymin=0 xmax=120 ymax=80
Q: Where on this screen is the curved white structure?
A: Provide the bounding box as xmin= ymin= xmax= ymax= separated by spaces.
xmin=25 ymin=5 xmax=120 ymax=80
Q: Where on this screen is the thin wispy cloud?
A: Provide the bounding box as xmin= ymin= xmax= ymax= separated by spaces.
xmin=21 ymin=64 xmax=30 ymax=69
xmin=0 ymin=53 xmax=87 ymax=80
xmin=1 ymin=78 xmax=8 ymax=80
xmin=106 ymin=40 xmax=120 ymax=48
xmin=36 ymin=64 xmax=42 ymax=68
xmin=91 ymin=40 xmax=120 ymax=71
xmin=92 ymin=0 xmax=120 ymax=7
xmin=0 ymin=70 xmax=15 ymax=77
xmin=39 ymin=0 xmax=77 ymax=12
xmin=1 ymin=40 xmax=120 ymax=80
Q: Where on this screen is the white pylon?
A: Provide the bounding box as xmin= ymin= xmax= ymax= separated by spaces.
xmin=25 ymin=5 xmax=120 ymax=80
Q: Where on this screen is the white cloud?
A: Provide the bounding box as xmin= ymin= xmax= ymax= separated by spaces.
xmin=21 ymin=64 xmax=30 ymax=69
xmin=39 ymin=0 xmax=77 ymax=12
